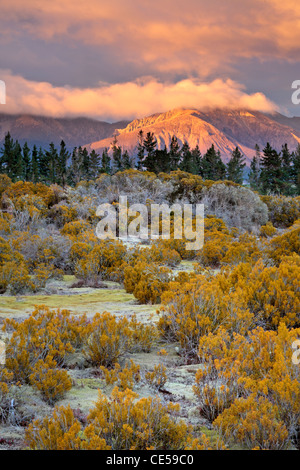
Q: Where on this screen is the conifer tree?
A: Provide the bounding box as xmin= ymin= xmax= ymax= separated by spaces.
xmin=201 ymin=144 xmax=226 ymax=181
xmin=136 ymin=130 xmax=145 ymax=170
xmin=13 ymin=140 xmax=24 ymax=181
xmin=31 ymin=145 xmax=39 ymax=183
xmin=89 ymin=149 xmax=101 ymax=179
xmin=122 ymin=150 xmax=133 ymax=170
xmin=22 ymin=142 xmax=31 ymax=181
xmin=249 ymin=144 xmax=261 ymax=191
xmin=0 ymin=132 xmax=15 ymax=177
xmin=226 ymin=146 xmax=246 ymax=184
xmin=259 ymin=143 xmax=283 ymax=194
xmin=38 ymin=147 xmax=49 ymax=183
xmin=111 ymin=135 xmax=123 ymax=173
xmin=169 ymin=135 xmax=181 ymax=171
xmin=45 ymin=143 xmax=58 ymax=184
xmin=100 ymin=148 xmax=111 ymax=175
xmin=292 ymin=144 xmax=300 ymax=195
xmin=143 ymin=132 xmax=157 ymax=173
xmin=281 ymin=143 xmax=293 ymax=194
xmin=57 ymin=140 xmax=69 ymax=187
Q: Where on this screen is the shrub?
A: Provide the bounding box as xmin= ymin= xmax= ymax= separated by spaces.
xmin=267 ymin=225 xmax=300 ymax=264
xmin=259 ymin=221 xmax=277 ymax=238
xmin=84 ymin=312 xmax=134 ymax=367
xmin=25 ymin=387 xmax=192 ymax=450
xmin=214 ymin=395 xmax=289 ymax=450
xmin=0 ymin=260 xmax=33 ymax=294
xmin=25 ymin=405 xmax=90 ymax=450
xmin=85 ymin=387 xmax=192 ymax=450
xmin=124 ymin=262 xmax=171 ymax=304
xmin=0 ymin=367 xmax=14 ymax=423
xmin=29 ymin=358 xmax=72 ymax=406
xmin=145 ymin=364 xmax=168 ymax=390
xmin=197 ymin=323 xmax=300 ymax=448
xmin=100 ymin=361 xmax=141 ymax=390
xmin=3 ymin=306 xmax=87 ymax=383
xmin=261 ymin=195 xmax=300 ymax=228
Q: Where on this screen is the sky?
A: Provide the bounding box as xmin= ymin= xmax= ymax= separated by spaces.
xmin=0 ymin=0 xmax=300 ymax=121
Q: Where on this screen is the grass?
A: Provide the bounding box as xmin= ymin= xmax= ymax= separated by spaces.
xmin=0 ymin=288 xmax=135 ymax=317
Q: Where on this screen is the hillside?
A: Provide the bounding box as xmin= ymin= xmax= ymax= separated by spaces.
xmin=86 ymin=108 xmax=300 ymax=164
xmin=0 ymin=113 xmax=129 ymax=150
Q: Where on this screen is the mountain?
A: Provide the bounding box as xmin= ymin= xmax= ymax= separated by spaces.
xmin=1 ymin=109 xmax=300 ymax=166
xmin=0 ymin=113 xmax=129 ymax=150
xmin=86 ymin=108 xmax=300 ymax=165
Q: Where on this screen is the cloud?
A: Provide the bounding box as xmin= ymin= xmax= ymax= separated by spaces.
xmin=1 ymin=70 xmax=278 ymax=121
xmin=1 ymin=0 xmax=300 ymax=80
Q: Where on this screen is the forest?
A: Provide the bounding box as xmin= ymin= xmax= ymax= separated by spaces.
xmin=1 ymin=131 xmax=300 ymax=195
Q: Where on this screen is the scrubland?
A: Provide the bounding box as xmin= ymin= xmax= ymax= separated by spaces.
xmin=0 ymin=170 xmax=299 ymax=450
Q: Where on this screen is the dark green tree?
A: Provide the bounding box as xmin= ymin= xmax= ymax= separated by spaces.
xmin=57 ymin=140 xmax=70 ymax=187
xmin=100 ymin=148 xmax=111 ymax=175
xmin=292 ymin=144 xmax=300 ymax=195
xmin=226 ymin=146 xmax=246 ymax=184
xmin=22 ymin=142 xmax=31 ymax=181
xmin=143 ymin=132 xmax=157 ymax=173
xmin=136 ymin=130 xmax=145 ymax=170
xmin=89 ymin=149 xmax=101 ymax=179
xmin=45 ymin=143 xmax=59 ymax=184
xmin=259 ymin=143 xmax=283 ymax=194
xmin=31 ymin=145 xmax=39 ymax=183
xmin=169 ymin=135 xmax=181 ymax=171
xmin=201 ymin=144 xmax=226 ymax=181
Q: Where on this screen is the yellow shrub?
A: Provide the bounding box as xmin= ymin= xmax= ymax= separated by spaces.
xmin=85 ymin=387 xmax=192 ymax=450
xmin=145 ymin=364 xmax=168 ymax=390
xmin=124 ymin=261 xmax=171 ymax=304
xmin=3 ymin=306 xmax=87 ymax=382
xmin=259 ymin=221 xmax=277 ymax=238
xmin=29 ymin=358 xmax=72 ymax=406
xmin=214 ymin=395 xmax=289 ymax=450
xmin=100 ymin=360 xmax=141 ymax=390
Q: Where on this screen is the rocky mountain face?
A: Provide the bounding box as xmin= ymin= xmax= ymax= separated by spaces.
xmin=87 ymin=108 xmax=300 ymax=165
xmin=0 ymin=113 xmax=129 ymax=150
xmin=1 ymin=108 xmax=300 ymax=165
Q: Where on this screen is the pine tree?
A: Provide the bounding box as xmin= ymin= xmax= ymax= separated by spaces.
xmin=259 ymin=143 xmax=283 ymax=194
xmin=45 ymin=143 xmax=59 ymax=184
xmin=143 ymin=132 xmax=157 ymax=173
xmin=100 ymin=148 xmax=111 ymax=175
xmin=22 ymin=142 xmax=31 ymax=181
xmin=0 ymin=132 xmax=15 ymax=177
xmin=136 ymin=130 xmax=145 ymax=170
xmin=31 ymin=145 xmax=39 ymax=183
xmin=111 ymin=135 xmax=123 ymax=173
xmin=68 ymin=147 xmax=83 ymax=185
xmin=201 ymin=144 xmax=226 ymax=181
xmin=226 ymin=146 xmax=246 ymax=184
xmin=190 ymin=145 xmax=202 ymax=175
xmin=292 ymin=144 xmax=300 ymax=195
xmin=249 ymin=144 xmax=261 ymax=191
xmin=89 ymin=149 xmax=101 ymax=179
xmin=38 ymin=147 xmax=49 ymax=183
xmin=122 ymin=150 xmax=133 ymax=170
xmin=154 ymin=146 xmax=170 ymax=173
xmin=57 ymin=140 xmax=69 ymax=187
xmin=281 ymin=143 xmax=293 ymax=195
xmin=13 ymin=140 xmax=24 ymax=181
xmin=169 ymin=135 xmax=181 ymax=171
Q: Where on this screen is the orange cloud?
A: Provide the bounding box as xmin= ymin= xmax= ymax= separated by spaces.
xmin=1 ymin=70 xmax=278 ymax=120
xmin=1 ymin=0 xmax=300 ymax=78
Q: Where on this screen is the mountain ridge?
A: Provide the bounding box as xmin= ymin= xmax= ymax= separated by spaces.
xmin=1 ymin=108 xmax=300 ymax=166
xmin=87 ymin=108 xmax=300 ymax=165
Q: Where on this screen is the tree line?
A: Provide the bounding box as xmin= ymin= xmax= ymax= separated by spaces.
xmin=0 ymin=130 xmax=299 ymax=195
